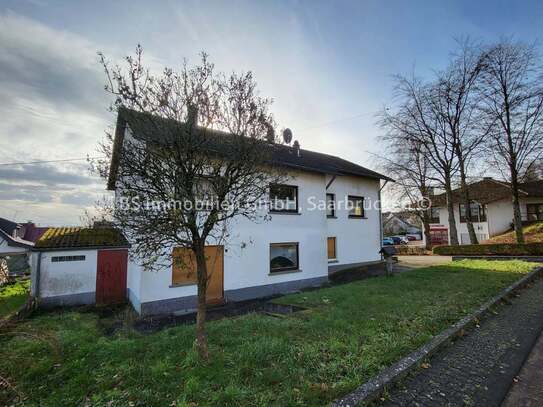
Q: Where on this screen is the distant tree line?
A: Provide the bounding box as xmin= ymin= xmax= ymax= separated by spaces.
xmin=378 ymin=38 xmax=543 ymax=246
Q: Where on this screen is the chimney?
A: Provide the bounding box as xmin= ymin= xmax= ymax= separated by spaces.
xmin=293 ymin=140 xmax=301 ymax=157
xmin=265 ymin=123 xmax=275 ymax=143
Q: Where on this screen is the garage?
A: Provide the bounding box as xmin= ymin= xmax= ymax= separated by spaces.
xmin=31 ymin=227 xmax=130 ymax=307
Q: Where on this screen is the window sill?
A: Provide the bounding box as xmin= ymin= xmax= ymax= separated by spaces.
xmin=268 ymin=269 xmax=302 ymax=276
xmin=348 ymin=216 xmax=367 ymax=219
xmin=328 ymin=259 xmax=339 ymax=264
xmin=169 ymin=282 xmax=196 ymax=288
xmin=327 ymin=215 xmax=337 ymax=219
xmin=269 ymin=211 xmax=301 ymax=215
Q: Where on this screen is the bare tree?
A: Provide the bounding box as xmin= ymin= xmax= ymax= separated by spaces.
xmin=93 ymin=47 xmax=285 ymax=359
xmin=377 ymin=113 xmax=435 ymax=250
xmin=434 ymin=40 xmax=487 ymax=244
xmin=384 ymin=75 xmax=461 ymax=245
xmin=479 ymin=39 xmax=543 ymax=243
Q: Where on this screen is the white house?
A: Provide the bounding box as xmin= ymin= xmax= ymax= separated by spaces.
xmin=106 ymin=108 xmax=392 ymax=316
xmin=0 ymin=217 xmax=35 ymax=257
xmin=425 ymin=177 xmax=543 ymax=246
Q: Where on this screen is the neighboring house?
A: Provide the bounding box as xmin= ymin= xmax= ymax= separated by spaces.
xmin=107 ymin=108 xmax=392 ymax=316
xmin=424 ymin=177 xmax=543 ymax=246
xmin=0 ymin=217 xmax=36 ymax=256
xmin=30 ymin=227 xmax=130 ymax=307
xmin=382 ymin=211 xmax=422 ymax=237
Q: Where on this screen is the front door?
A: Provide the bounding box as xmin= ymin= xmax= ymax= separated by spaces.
xmin=96 ymin=249 xmax=128 ymax=305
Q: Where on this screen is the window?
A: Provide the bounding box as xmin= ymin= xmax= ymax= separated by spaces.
xmin=430 ymin=207 xmax=440 ymax=224
xmin=348 ymin=195 xmax=365 ymax=218
xmin=459 ymin=202 xmax=487 ymax=223
xmin=270 ymin=243 xmax=299 ymax=272
xmin=171 ymin=247 xmax=197 ymax=285
xmin=326 ymin=193 xmax=335 ymax=218
xmin=527 ymin=204 xmax=543 ymax=221
xmin=327 ymin=237 xmax=337 ymax=260
xmin=269 ymin=184 xmax=298 ymax=213
xmin=51 ymin=255 xmax=86 ymax=262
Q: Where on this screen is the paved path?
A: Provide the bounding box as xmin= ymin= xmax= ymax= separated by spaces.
xmin=380 ymin=278 xmax=543 ymax=407
xmin=502 ymin=331 xmax=543 ymax=407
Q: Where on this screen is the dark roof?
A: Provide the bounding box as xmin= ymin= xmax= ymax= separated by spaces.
xmin=107 ymin=108 xmax=392 ymax=190
xmin=34 ymin=227 xmax=130 ymax=250
xmin=519 ymin=180 xmax=543 ymax=197
xmin=0 ymin=217 xmax=34 ymax=249
xmin=0 ymin=217 xmax=19 ymax=236
xmin=430 ymin=178 xmax=543 ymax=207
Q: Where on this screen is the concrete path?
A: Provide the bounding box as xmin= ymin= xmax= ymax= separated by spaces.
xmin=502 ymin=332 xmax=543 ymax=407
xmin=379 ymin=278 xmax=543 ymax=407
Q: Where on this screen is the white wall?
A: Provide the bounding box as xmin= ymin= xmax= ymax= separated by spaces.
xmin=326 ymin=175 xmax=381 ymax=265
xmin=487 ymin=200 xmax=514 ymax=236
xmin=130 ymin=170 xmax=383 ymax=307
xmin=436 ymin=206 xmax=489 ymax=244
xmin=37 ymin=250 xmax=97 ymax=298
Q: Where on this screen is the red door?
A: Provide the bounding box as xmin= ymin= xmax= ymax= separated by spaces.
xmin=96 ymin=249 xmax=128 ymax=305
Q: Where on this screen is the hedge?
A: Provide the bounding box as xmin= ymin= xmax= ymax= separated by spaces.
xmin=394 ymin=246 xmax=432 ymax=256
xmin=433 ymin=243 xmax=543 ymax=256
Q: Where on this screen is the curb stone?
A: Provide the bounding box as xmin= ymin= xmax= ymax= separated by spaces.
xmin=332 ymin=266 xmax=543 ymax=407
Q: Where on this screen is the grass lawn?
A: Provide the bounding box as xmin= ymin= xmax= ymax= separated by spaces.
xmin=0 ymin=260 xmax=539 ymax=406
xmin=484 ymin=221 xmax=543 ymax=244
xmin=0 ymin=278 xmax=30 ymax=320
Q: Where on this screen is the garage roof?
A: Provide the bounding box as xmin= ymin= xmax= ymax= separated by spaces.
xmin=34 ymin=227 xmax=130 ymax=251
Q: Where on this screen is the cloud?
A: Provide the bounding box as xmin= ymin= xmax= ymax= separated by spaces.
xmin=0 ymin=163 xmax=94 ymax=186
xmin=0 ymin=12 xmax=114 ymax=224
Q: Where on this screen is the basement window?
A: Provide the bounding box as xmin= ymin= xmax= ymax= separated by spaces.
xmin=270 ymin=242 xmax=299 ymax=272
xmin=51 ymin=255 xmax=86 ymax=262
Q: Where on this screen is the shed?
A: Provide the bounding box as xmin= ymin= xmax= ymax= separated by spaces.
xmin=31 ymin=227 xmax=130 ymax=307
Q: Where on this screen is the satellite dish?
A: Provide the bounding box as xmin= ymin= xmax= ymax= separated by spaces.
xmin=282 ymin=128 xmax=293 ymax=144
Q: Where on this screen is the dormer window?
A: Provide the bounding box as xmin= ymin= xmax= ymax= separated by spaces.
xmin=269 ymin=184 xmax=298 ymax=213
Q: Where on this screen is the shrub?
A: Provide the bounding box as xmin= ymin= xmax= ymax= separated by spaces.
xmin=433 ymin=243 xmax=543 ymax=256
xmin=394 ymin=246 xmax=432 ymax=256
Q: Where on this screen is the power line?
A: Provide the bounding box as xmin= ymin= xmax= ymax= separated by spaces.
xmin=0 ymin=156 xmax=105 ymax=166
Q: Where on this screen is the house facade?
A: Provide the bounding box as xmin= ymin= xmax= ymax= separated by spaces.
xmin=424 ymin=178 xmax=543 ymax=246
xmin=109 ymin=108 xmax=392 ymax=316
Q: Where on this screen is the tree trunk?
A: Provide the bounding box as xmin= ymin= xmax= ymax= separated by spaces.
xmin=422 ymin=210 xmax=432 ymax=250
xmin=510 ymin=166 xmax=525 ymax=244
xmin=445 ymin=182 xmax=459 ymax=246
xmin=458 ymin=159 xmax=478 ymax=244
xmin=195 ymin=246 xmax=209 ymax=360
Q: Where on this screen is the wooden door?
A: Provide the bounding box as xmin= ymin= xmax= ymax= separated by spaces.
xmin=171 ymin=245 xmax=224 ymax=305
xmin=204 ymin=246 xmax=224 ymax=305
xmin=96 ymin=249 xmax=127 ymax=305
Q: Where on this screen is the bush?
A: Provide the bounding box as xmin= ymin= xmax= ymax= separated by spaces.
xmin=394 ymin=246 xmax=432 ymax=256
xmin=433 ymin=243 xmax=543 ymax=256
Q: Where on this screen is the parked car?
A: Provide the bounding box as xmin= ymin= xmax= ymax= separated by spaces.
xmin=390 ymin=236 xmax=408 ymax=245
xmin=406 ymin=235 xmax=417 ymax=241
xmin=382 ymin=237 xmax=394 ymax=246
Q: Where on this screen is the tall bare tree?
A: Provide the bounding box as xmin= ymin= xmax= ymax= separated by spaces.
xmin=385 ymin=75 xmax=461 ymax=245
xmin=94 ymin=47 xmax=285 ymax=359
xmin=479 ymin=39 xmax=543 ymax=243
xmin=434 ymin=41 xmax=487 ymax=244
xmin=377 ymin=112 xmax=435 ymax=250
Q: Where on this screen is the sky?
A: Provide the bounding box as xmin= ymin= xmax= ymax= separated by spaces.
xmin=1 ymin=0 xmax=542 ymax=225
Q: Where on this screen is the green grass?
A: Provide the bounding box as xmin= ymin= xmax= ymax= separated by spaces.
xmin=0 ymin=260 xmax=539 ymax=406
xmin=0 ymin=279 xmax=30 ymax=320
